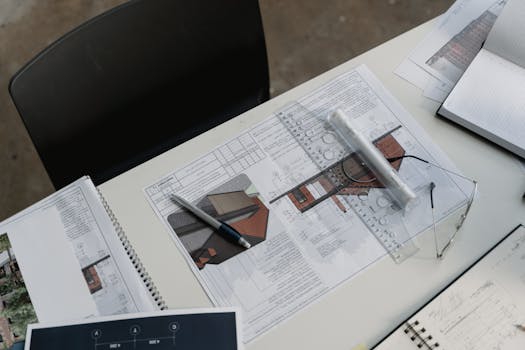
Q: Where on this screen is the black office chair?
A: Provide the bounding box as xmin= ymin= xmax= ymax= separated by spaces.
xmin=9 ymin=0 xmax=269 ymax=189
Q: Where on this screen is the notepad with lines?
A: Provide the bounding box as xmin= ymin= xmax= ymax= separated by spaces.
xmin=374 ymin=225 xmax=525 ymax=350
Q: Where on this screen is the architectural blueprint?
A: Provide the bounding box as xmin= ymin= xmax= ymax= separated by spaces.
xmin=27 ymin=308 xmax=240 ymax=350
xmin=144 ymin=65 xmax=472 ymax=341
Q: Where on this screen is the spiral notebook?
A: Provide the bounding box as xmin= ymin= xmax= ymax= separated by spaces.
xmin=374 ymin=224 xmax=525 ymax=349
xmin=0 ymin=177 xmax=165 ymax=330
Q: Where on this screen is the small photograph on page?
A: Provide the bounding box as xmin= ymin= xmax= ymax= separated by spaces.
xmin=0 ymin=233 xmax=37 ymax=348
xmin=168 ymin=174 xmax=269 ymax=270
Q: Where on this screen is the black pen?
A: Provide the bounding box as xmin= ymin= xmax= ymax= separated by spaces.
xmin=171 ymin=195 xmax=251 ymax=249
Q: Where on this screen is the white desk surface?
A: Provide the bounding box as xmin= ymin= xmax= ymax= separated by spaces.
xmin=99 ymin=19 xmax=525 ymax=349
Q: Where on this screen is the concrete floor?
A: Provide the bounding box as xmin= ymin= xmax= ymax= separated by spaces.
xmin=0 ymin=0 xmax=453 ymax=220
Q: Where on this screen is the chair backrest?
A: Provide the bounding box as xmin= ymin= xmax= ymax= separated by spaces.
xmin=9 ymin=0 xmax=269 ymax=189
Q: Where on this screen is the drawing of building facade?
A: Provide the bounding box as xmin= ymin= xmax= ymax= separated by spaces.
xmin=426 ymin=0 xmax=506 ymax=82
xmin=271 ymin=131 xmax=406 ymax=214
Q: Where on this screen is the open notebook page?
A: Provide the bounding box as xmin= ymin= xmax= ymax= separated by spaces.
xmin=439 ymin=48 xmax=525 ymax=158
xmin=375 ymin=226 xmax=525 ymax=350
xmin=484 ymin=0 xmax=525 ymax=68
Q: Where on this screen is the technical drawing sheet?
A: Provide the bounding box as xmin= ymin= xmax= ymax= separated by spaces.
xmin=144 ymin=65 xmax=472 ymax=341
xmin=27 ymin=308 xmax=241 ymax=350
xmin=0 ymin=177 xmax=157 ymax=322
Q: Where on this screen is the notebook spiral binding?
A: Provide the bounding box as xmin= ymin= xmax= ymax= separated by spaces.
xmin=403 ymin=320 xmax=439 ymax=349
xmin=97 ymin=188 xmax=167 ymax=310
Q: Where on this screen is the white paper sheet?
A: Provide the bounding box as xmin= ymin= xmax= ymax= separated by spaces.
xmin=7 ymin=207 xmax=98 ymax=322
xmin=144 ymin=65 xmax=472 ymax=342
xmin=440 ymin=49 xmax=525 ymax=158
xmin=395 ymin=59 xmax=437 ymax=91
xmin=0 ymin=177 xmax=157 ymax=322
xmin=484 ymin=0 xmax=525 ymax=68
